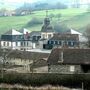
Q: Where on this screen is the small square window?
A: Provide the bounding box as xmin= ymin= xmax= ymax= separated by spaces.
xmin=70 ymin=66 xmax=75 ymax=72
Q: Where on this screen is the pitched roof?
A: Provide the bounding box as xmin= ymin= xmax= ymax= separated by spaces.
xmin=3 ymin=29 xmax=22 ymax=35
xmin=30 ymin=31 xmax=41 ymax=37
xmin=49 ymin=34 xmax=79 ymax=41
xmin=30 ymin=58 xmax=48 ymax=68
xmin=47 ymin=48 xmax=90 ymax=65
xmin=41 ymin=25 xmax=54 ymax=32
xmin=7 ymin=50 xmax=49 ymax=60
xmin=66 ymin=29 xmax=82 ymax=35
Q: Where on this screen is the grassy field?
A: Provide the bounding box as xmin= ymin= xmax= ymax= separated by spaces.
xmin=0 ymin=8 xmax=89 ymax=34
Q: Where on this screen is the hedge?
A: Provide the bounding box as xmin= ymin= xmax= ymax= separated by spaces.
xmin=0 ymin=73 xmax=90 ymax=89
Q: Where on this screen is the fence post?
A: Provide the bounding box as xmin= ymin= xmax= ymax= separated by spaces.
xmin=82 ymin=82 xmax=84 ymax=90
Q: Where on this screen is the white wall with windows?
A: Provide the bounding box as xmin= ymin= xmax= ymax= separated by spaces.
xmin=1 ymin=41 xmax=11 ymax=47
xmin=1 ymin=41 xmax=36 ymax=50
xmin=41 ymin=32 xmax=54 ymax=39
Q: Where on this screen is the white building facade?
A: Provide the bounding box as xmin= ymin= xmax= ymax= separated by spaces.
xmin=1 ymin=29 xmax=36 ymax=50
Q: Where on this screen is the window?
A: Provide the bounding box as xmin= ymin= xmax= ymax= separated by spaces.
xmin=51 ymin=41 xmax=53 ymax=44
xmin=21 ymin=42 xmax=23 ymax=46
xmin=55 ymin=41 xmax=58 ymax=44
xmin=24 ymin=42 xmax=26 ymax=46
xmin=65 ymin=41 xmax=68 ymax=45
xmin=73 ymin=42 xmax=76 ymax=46
xmin=59 ymin=41 xmax=61 ymax=45
xmin=7 ymin=42 xmax=9 ymax=46
xmin=3 ymin=42 xmax=6 ymax=46
xmin=33 ymin=36 xmax=37 ymax=41
xmin=68 ymin=41 xmax=74 ymax=46
xmin=48 ymin=41 xmax=50 ymax=44
xmin=71 ymin=42 xmax=74 ymax=46
xmin=48 ymin=34 xmax=52 ymax=38
xmin=27 ymin=42 xmax=28 ymax=46
xmin=16 ymin=42 xmax=18 ymax=46
xmin=70 ymin=66 xmax=75 ymax=72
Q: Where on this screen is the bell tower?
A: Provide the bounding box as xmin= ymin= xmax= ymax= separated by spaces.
xmin=44 ymin=10 xmax=50 ymax=26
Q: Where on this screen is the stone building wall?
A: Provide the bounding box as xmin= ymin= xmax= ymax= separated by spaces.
xmin=49 ymin=65 xmax=83 ymax=74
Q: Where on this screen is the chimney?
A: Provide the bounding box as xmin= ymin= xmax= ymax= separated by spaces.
xmin=61 ymin=51 xmax=64 ymax=62
xmin=58 ymin=50 xmax=64 ymax=63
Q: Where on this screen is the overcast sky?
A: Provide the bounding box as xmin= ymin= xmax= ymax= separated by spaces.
xmin=0 ymin=0 xmax=37 ymax=3
xmin=0 ymin=0 xmax=90 ymax=4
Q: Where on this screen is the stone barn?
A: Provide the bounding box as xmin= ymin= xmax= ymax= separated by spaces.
xmin=47 ymin=48 xmax=90 ymax=74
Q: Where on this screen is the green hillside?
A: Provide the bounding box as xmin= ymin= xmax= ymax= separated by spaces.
xmin=0 ymin=8 xmax=89 ymax=34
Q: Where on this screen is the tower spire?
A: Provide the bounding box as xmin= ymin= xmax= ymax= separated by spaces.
xmin=46 ymin=10 xmax=48 ymax=17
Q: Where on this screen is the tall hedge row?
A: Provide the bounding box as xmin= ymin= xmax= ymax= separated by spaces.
xmin=0 ymin=73 xmax=90 ymax=89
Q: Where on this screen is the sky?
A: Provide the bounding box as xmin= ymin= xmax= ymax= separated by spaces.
xmin=0 ymin=0 xmax=90 ymax=4
xmin=0 ymin=0 xmax=38 ymax=9
xmin=0 ymin=0 xmax=90 ymax=10
xmin=0 ymin=0 xmax=37 ymax=3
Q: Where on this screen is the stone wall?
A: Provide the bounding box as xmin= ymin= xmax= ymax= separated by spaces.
xmin=49 ymin=65 xmax=83 ymax=74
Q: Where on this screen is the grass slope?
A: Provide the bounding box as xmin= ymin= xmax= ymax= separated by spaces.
xmin=0 ymin=8 xmax=89 ymax=34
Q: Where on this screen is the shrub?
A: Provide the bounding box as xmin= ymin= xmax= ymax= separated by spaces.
xmin=27 ymin=17 xmax=43 ymax=26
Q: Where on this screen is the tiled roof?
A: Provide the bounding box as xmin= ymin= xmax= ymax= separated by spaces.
xmin=30 ymin=31 xmax=41 ymax=37
xmin=47 ymin=48 xmax=90 ymax=65
xmin=30 ymin=58 xmax=48 ymax=68
xmin=41 ymin=25 xmax=54 ymax=32
xmin=7 ymin=50 xmax=49 ymax=60
xmin=49 ymin=34 xmax=79 ymax=41
xmin=1 ymin=34 xmax=31 ymax=41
